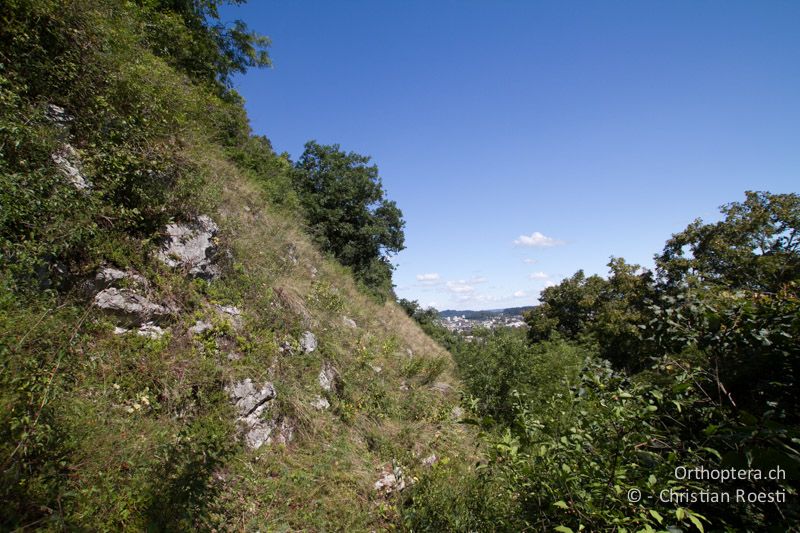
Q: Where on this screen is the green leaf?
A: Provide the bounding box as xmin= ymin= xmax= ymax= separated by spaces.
xmin=554 ymin=500 xmax=569 ymax=509
xmin=554 ymin=526 xmax=574 ymax=533
xmin=688 ymin=514 xmax=704 ymax=532
xmin=649 ymin=510 xmax=664 ymax=523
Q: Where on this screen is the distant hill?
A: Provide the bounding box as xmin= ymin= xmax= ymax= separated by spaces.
xmin=438 ymin=306 xmax=536 ymax=320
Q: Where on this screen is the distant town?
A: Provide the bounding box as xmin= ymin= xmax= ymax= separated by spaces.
xmin=437 ymin=306 xmax=533 ymax=333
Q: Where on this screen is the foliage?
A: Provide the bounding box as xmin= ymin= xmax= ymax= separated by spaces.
xmin=657 ymin=191 xmax=800 ymax=293
xmin=407 ymin=191 xmax=800 ymax=531
xmin=292 ymin=141 xmax=405 ymax=298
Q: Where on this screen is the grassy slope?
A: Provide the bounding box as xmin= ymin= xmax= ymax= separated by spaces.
xmin=0 ymin=3 xmax=474 ymax=530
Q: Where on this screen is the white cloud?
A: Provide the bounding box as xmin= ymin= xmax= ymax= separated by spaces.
xmin=545 ymin=280 xmax=557 ymax=288
xmin=529 ymin=271 xmax=549 ymax=280
xmin=446 ymin=280 xmax=475 ymax=294
xmin=513 ymin=290 xmax=527 ymax=298
xmin=514 ymin=231 xmax=564 ymax=247
xmin=523 ymin=258 xmax=538 ymax=264
xmin=416 ymin=273 xmax=440 ymax=282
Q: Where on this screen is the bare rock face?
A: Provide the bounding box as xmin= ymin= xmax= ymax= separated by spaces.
xmin=137 ymin=322 xmax=166 ymax=339
xmin=95 ymin=267 xmax=148 ymax=290
xmin=51 ymin=144 xmax=90 ymax=190
xmin=311 ymin=396 xmax=330 ymax=410
xmin=94 ymin=287 xmax=173 ymax=325
xmin=300 ymin=331 xmax=317 ymax=353
xmin=45 ymin=104 xmax=73 ymax=126
xmin=318 ymin=361 xmax=341 ymax=393
xmin=374 ymin=464 xmax=407 ymax=494
xmin=229 ymin=379 xmax=276 ymax=418
xmin=156 ymin=216 xmax=221 ymax=280
xmin=227 ymin=379 xmax=292 ymax=449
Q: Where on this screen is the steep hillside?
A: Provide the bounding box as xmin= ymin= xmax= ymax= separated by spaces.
xmin=0 ymin=2 xmax=472 ymax=529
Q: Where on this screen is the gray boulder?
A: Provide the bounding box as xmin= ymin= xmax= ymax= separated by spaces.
xmin=95 ymin=267 xmax=148 ymax=290
xmin=311 ymin=396 xmax=330 ymax=410
xmin=51 ymin=144 xmax=90 ymax=190
xmin=300 ymin=331 xmax=317 ymax=353
xmin=94 ymin=287 xmax=173 ymax=325
xmin=45 ymin=104 xmax=73 ymax=126
xmin=318 ymin=361 xmax=340 ymax=393
xmin=156 ymin=215 xmax=221 ymax=280
xmin=229 ymin=378 xmax=276 ymax=418
xmin=227 ymin=379 xmax=293 ymax=449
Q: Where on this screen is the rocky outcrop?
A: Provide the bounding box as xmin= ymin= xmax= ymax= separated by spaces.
xmin=94 ymin=287 xmax=173 ymax=325
xmin=94 ymin=267 xmax=148 ymax=290
xmin=156 ymin=216 xmax=221 ymax=280
xmin=311 ymin=396 xmax=330 ymax=410
xmin=227 ymin=378 xmax=293 ymax=449
xmin=45 ymin=104 xmax=74 ymax=126
xmin=374 ymin=463 xmax=407 ymax=494
xmin=318 ymin=361 xmax=340 ymax=393
xmin=52 ymin=144 xmax=90 ymax=190
xmin=300 ymin=331 xmax=317 ymax=353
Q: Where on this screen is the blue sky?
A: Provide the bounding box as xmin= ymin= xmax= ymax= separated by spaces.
xmin=221 ymin=1 xmax=799 ymax=310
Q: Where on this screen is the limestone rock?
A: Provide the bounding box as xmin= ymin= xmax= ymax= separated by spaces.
xmin=189 ymin=319 xmax=213 ymax=335
xmin=311 ymin=396 xmax=330 ymax=410
xmin=318 ymin=361 xmax=340 ymax=393
xmin=342 ymin=316 xmax=357 ymax=329
xmin=137 ymin=322 xmax=166 ymax=339
xmin=94 ymin=287 xmax=173 ymax=325
xmin=95 ymin=267 xmax=148 ymax=290
xmin=227 ymin=379 xmax=286 ymax=450
xmin=300 ymin=331 xmax=317 ymax=353
xmin=156 ymin=215 xmax=221 ymax=280
xmin=374 ymin=464 xmax=406 ymax=494
xmin=422 ymin=454 xmax=438 ymax=467
xmin=229 ymin=378 xmax=276 ymax=418
xmin=45 ymin=104 xmax=73 ymax=126
xmin=52 ymin=144 xmax=90 ymax=190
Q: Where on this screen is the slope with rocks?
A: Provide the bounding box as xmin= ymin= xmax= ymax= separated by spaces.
xmin=0 ymin=2 xmax=472 ymax=529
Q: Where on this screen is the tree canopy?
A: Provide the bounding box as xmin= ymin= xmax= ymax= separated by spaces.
xmin=292 ymin=141 xmax=405 ymax=297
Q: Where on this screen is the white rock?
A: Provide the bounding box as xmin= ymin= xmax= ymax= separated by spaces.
xmin=95 ymin=267 xmax=148 ymax=290
xmin=156 ymin=215 xmax=221 ymax=280
xmin=318 ymin=361 xmax=340 ymax=393
xmin=300 ymin=331 xmax=317 ymax=353
xmin=94 ymin=287 xmax=173 ymax=325
xmin=422 ymin=454 xmax=438 ymax=467
xmin=113 ymin=326 xmax=129 ymax=335
xmin=138 ymin=323 xmax=166 ymax=339
xmin=189 ymin=319 xmax=212 ymax=335
xmin=51 ymin=144 xmax=90 ymax=190
xmin=311 ymin=396 xmax=330 ymax=410
xmin=45 ymin=104 xmax=73 ymax=126
xmin=342 ymin=316 xmax=357 ymax=329
xmin=228 ymin=378 xmax=276 ymax=418
xmin=370 ymin=364 xmax=382 ymax=374
xmin=374 ymin=464 xmax=406 ymax=494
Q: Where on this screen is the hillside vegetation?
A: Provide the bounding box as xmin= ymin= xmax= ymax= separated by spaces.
xmin=3 ymin=2 xmax=799 ymax=532
xmin=1 ymin=1 xmax=470 ymax=529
